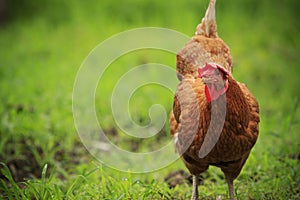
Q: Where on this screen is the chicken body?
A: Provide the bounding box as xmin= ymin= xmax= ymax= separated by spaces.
xmin=171 ymin=75 xmax=259 ymax=199
xmin=170 ymin=0 xmax=260 ymax=199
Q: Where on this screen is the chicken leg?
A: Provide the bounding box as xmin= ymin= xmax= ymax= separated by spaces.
xmin=226 ymin=176 xmax=237 ymax=200
xmin=191 ymin=175 xmax=199 ymax=200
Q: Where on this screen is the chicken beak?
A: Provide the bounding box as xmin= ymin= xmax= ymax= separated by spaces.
xmin=201 ymin=76 xmax=215 ymax=84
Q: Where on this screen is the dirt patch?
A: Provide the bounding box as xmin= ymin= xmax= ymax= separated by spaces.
xmin=0 ymin=138 xmax=41 ymax=183
xmin=0 ymin=138 xmax=89 ymax=185
xmin=289 ymin=151 xmax=300 ymax=163
xmin=164 ymin=170 xmax=204 ymax=188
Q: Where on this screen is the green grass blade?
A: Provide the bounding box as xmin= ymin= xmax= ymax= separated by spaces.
xmin=0 ymin=162 xmax=22 ymax=200
xmin=0 ymin=178 xmax=13 ymax=199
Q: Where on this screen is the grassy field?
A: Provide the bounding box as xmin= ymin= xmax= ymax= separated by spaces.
xmin=0 ymin=0 xmax=300 ymax=199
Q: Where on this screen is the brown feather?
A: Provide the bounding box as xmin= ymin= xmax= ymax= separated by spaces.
xmin=170 ymin=1 xmax=259 ymax=198
xmin=171 ymin=75 xmax=259 ymax=179
xmin=176 ymin=36 xmax=232 ymax=80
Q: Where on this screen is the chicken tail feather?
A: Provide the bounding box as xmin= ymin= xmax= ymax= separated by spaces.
xmin=195 ymin=0 xmax=218 ymax=38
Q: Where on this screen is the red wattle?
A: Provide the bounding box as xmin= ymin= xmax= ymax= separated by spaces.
xmin=204 ymin=80 xmax=229 ymax=103
xmin=205 ymin=85 xmax=211 ymax=103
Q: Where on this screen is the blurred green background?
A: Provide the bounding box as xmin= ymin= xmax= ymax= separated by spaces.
xmin=0 ymin=0 xmax=299 ymax=199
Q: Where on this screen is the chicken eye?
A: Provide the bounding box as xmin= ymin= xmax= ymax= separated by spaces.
xmin=176 ymin=72 xmax=183 ymax=81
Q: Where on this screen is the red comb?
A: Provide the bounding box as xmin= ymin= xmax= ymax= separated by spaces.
xmin=198 ymin=63 xmax=229 ymax=78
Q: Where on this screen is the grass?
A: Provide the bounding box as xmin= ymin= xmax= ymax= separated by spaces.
xmin=0 ymin=0 xmax=300 ymax=199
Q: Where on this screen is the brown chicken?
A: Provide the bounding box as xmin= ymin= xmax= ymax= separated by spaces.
xmin=170 ymin=0 xmax=260 ymax=200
